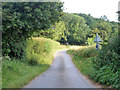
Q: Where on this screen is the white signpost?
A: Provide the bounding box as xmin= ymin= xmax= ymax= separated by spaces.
xmin=94 ymin=33 xmax=102 ymax=50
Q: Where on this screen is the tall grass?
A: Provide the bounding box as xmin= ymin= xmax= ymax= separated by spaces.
xmin=76 ymin=45 xmax=97 ymax=57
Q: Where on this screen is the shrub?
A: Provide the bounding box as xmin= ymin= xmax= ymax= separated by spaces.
xmin=25 ymin=37 xmax=60 ymax=65
xmin=93 ymin=36 xmax=120 ymax=88
xmin=93 ymin=66 xmax=119 ymax=87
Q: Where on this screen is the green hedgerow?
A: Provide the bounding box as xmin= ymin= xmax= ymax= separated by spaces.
xmin=93 ymin=36 xmax=120 ymax=88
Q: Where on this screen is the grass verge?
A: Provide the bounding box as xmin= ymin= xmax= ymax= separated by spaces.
xmin=66 ymin=48 xmax=96 ymax=77
xmin=2 ymin=59 xmax=49 ymax=88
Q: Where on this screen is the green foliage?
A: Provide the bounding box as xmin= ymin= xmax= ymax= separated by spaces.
xmin=76 ymin=13 xmax=118 ymax=43
xmin=96 ymin=21 xmax=112 ymax=41
xmin=32 ymin=21 xmax=66 ymax=42
xmin=26 ymin=37 xmax=60 ymax=65
xmin=67 ymin=40 xmax=120 ymax=88
xmin=76 ymin=13 xmax=97 ymax=29
xmin=86 ymin=36 xmax=95 ymax=45
xmin=92 ymin=66 xmax=119 ymax=87
xmin=2 ymin=2 xmax=63 ymax=58
xmin=47 ymin=21 xmax=66 ymax=42
xmin=80 ymin=46 xmax=97 ymax=57
xmin=74 ymin=46 xmax=97 ymax=58
xmin=93 ymin=36 xmax=120 ymax=88
xmin=110 ymin=22 xmax=118 ymax=37
xmin=2 ymin=58 xmax=49 ymax=88
xmin=88 ymin=21 xmax=112 ymax=44
xmin=33 ymin=12 xmax=93 ymax=45
xmin=62 ymin=13 xmax=91 ymax=45
xmin=2 ymin=37 xmax=60 ymax=88
xmin=2 ymin=31 xmax=27 ymax=58
xmin=31 ymin=12 xmax=118 ymax=46
xmin=93 ymin=36 xmax=119 ymax=70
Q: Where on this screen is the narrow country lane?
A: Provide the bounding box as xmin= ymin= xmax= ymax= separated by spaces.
xmin=24 ymin=50 xmax=96 ymax=88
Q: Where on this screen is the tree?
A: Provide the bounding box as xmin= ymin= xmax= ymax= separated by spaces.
xmin=76 ymin=13 xmax=97 ymax=30
xmin=33 ymin=21 xmax=66 ymax=42
xmin=96 ymin=22 xmax=112 ymax=41
xmin=2 ymin=2 xmax=63 ymax=58
xmin=62 ymin=13 xmax=91 ymax=45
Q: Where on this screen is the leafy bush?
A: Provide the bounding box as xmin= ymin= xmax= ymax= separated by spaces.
xmin=25 ymin=37 xmax=60 ymax=65
xmin=93 ymin=36 xmax=120 ymax=88
xmin=92 ymin=66 xmax=119 ymax=87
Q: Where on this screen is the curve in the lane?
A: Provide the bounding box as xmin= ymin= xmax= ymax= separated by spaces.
xmin=24 ymin=50 xmax=96 ymax=88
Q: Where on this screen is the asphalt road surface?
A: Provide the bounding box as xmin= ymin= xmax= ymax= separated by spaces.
xmin=24 ymin=50 xmax=96 ymax=88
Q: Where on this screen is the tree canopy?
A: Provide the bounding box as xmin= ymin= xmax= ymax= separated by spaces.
xmin=2 ymin=2 xmax=63 ymax=58
xmin=62 ymin=13 xmax=91 ymax=45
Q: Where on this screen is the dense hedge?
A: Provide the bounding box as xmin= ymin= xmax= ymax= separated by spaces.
xmin=92 ymin=36 xmax=120 ymax=88
xmin=26 ymin=37 xmax=60 ymax=65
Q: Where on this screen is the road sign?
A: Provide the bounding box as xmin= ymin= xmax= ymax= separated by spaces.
xmin=94 ymin=33 xmax=102 ymax=42
xmin=94 ymin=33 xmax=102 ymax=50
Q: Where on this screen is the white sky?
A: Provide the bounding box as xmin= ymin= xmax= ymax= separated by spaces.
xmin=61 ymin=0 xmax=119 ymax=22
